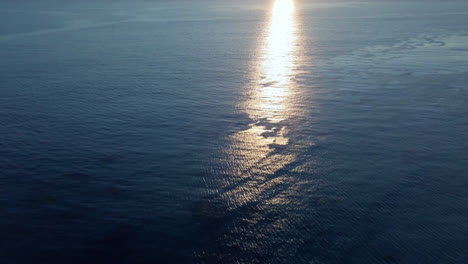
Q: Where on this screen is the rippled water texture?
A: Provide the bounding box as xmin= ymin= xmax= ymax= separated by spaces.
xmin=1 ymin=1 xmax=468 ymax=263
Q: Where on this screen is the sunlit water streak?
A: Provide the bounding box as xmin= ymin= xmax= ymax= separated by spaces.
xmin=193 ymin=3 xmax=314 ymax=260
xmin=248 ymin=0 xmax=298 ymax=124
xmin=217 ymin=0 xmax=312 ymax=219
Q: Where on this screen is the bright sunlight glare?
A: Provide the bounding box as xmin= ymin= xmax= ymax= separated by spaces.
xmin=272 ymin=0 xmax=295 ymax=16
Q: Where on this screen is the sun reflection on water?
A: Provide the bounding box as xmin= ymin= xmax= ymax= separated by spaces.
xmin=251 ymin=0 xmax=298 ymax=123
xmin=196 ymin=2 xmax=314 ymax=260
xmin=222 ymin=0 xmax=301 ymax=206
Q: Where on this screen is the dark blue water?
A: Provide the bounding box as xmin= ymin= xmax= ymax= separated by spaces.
xmin=1 ymin=1 xmax=468 ymax=263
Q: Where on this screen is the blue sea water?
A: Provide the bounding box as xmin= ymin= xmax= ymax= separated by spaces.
xmin=1 ymin=1 xmax=468 ymax=263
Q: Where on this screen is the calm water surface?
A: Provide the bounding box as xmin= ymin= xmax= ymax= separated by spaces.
xmin=1 ymin=0 xmax=468 ymax=263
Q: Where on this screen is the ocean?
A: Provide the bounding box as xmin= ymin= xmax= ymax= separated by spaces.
xmin=1 ymin=0 xmax=468 ymax=263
